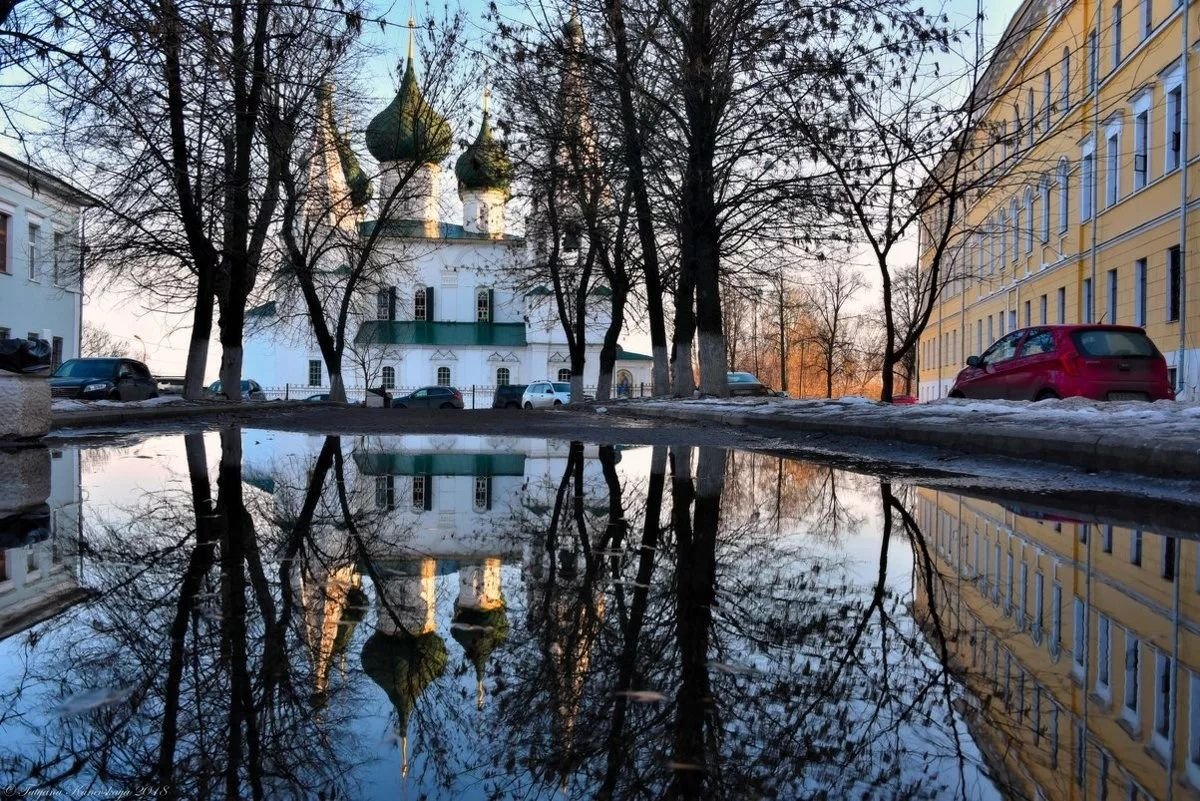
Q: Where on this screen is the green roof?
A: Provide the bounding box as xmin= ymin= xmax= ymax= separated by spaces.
xmin=359 ymin=218 xmax=522 ymax=243
xmin=353 ymin=451 xmax=526 ymax=476
xmin=616 ymin=345 xmax=652 ymax=361
xmin=355 ymin=320 xmax=527 ymax=347
xmin=525 ymin=286 xmax=552 ymax=297
xmin=246 ymin=301 xmax=277 ymax=319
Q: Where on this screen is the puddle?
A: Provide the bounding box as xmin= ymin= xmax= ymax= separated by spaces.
xmin=0 ymin=429 xmax=1195 ymax=799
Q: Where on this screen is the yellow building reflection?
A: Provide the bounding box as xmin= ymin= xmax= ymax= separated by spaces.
xmin=914 ymin=487 xmax=1200 ymax=801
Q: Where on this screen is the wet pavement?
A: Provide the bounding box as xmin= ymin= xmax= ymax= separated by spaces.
xmin=1 ymin=428 xmax=1197 ymax=799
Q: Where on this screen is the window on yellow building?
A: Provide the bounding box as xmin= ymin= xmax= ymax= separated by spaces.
xmin=1071 ymin=598 xmax=1086 ymax=672
xmin=1163 ymin=535 xmax=1177 ymax=581
xmin=1166 ymin=83 xmax=1183 ymax=171
xmin=1024 ymin=300 xmax=1031 ymax=328
xmin=1084 ymin=278 xmax=1094 ymax=323
xmin=1131 ymin=527 xmax=1143 ymax=565
xmin=1081 ymin=148 xmax=1095 ymax=220
xmin=1026 ymin=194 xmax=1035 ymax=254
xmin=1124 ymin=632 xmax=1140 ymax=718
xmin=1057 ymin=287 xmax=1067 ymax=323
xmin=1033 ymin=571 xmax=1044 ymax=640
xmin=1097 ymin=615 xmax=1111 ymax=691
xmin=1060 ymin=48 xmax=1071 ymax=114
xmin=1140 ymin=0 xmax=1152 ymax=38
xmin=1057 ymin=158 xmax=1070 ymax=231
xmin=1107 ymin=269 xmax=1118 ymax=323
xmin=1105 ymin=129 xmax=1120 ymax=207
xmin=1113 ymin=1 xmax=1123 ymax=67
xmin=1154 ymin=650 xmax=1172 ymax=739
xmin=1042 ymin=70 xmax=1052 ymax=128
xmin=1088 ymin=30 xmax=1099 ymax=90
xmin=1167 ymin=245 xmax=1181 ymax=321
xmin=1027 ymin=89 xmax=1036 ymax=146
xmin=1040 ymin=294 xmax=1048 ymax=325
xmin=1039 ymin=181 xmax=1050 ymax=242
xmin=1010 ymin=199 xmax=1020 ymax=264
xmin=1133 ymin=106 xmax=1149 ymax=189
xmin=1134 ymin=258 xmax=1147 ymax=325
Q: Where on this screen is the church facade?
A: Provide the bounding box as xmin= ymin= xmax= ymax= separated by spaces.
xmin=243 ymin=28 xmax=651 ymax=400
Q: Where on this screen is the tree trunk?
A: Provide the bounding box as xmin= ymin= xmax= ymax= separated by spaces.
xmin=826 ymin=352 xmax=834 ymax=398
xmin=328 ymin=370 xmax=346 ymax=404
xmin=183 ymin=278 xmax=214 ymax=399
xmin=219 ymin=340 xmax=244 ymax=402
xmin=596 ymin=286 xmax=627 ymax=402
xmin=603 ymin=0 xmax=669 ymax=396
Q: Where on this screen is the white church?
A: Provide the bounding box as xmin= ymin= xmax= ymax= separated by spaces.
xmin=243 ymin=23 xmax=652 ymax=400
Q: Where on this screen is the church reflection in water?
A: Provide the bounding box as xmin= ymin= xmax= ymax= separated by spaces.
xmin=1 ymin=429 xmax=1196 ymax=801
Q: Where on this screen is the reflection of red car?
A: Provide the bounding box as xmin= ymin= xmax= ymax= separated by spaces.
xmin=949 ymin=325 xmax=1175 ymax=402
xmin=891 ymin=394 xmax=919 ymax=405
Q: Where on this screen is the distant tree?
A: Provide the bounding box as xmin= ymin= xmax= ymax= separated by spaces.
xmin=80 ymin=325 xmax=133 ymax=358
xmin=800 ymin=260 xmax=869 ymax=398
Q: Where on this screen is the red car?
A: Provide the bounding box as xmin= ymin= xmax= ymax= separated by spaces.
xmin=948 ymin=325 xmax=1175 ymax=402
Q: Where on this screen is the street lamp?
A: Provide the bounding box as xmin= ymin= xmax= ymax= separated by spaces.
xmin=132 ymin=334 xmax=148 ymax=363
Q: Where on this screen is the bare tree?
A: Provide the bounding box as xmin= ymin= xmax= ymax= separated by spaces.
xmin=80 ymin=324 xmax=133 ymax=358
xmin=800 ymin=260 xmax=869 ymax=398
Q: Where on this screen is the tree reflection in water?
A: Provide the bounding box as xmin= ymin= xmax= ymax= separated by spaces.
xmin=0 ymin=430 xmax=1001 ymax=800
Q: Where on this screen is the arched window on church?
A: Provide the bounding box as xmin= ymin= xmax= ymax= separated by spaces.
xmin=381 ymin=366 xmax=395 ymax=390
xmin=616 ymin=369 xmax=633 ymax=398
xmin=437 ymin=366 xmax=451 ymax=386
xmin=414 ymin=288 xmax=428 ymax=321
xmin=496 ymin=367 xmax=510 ymax=386
xmin=476 ymin=289 xmax=492 ymax=322
xmin=557 ymin=368 xmax=571 ymax=382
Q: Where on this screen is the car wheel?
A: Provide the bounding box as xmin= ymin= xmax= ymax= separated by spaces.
xmin=553 ymin=400 xmax=562 ymax=407
xmin=1034 ymin=389 xmax=1060 ymax=402
xmin=506 ymin=402 xmax=519 ymax=409
xmin=439 ymin=402 xmax=454 ymax=409
xmin=948 ymin=391 xmax=965 ymax=399
xmin=149 ymin=392 xmax=159 ymax=400
xmin=108 ymin=390 xmax=121 ymax=401
xmin=523 ymin=402 xmax=533 ymax=409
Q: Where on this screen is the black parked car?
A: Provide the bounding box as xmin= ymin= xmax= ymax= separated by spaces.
xmin=393 ymin=386 xmax=465 ymax=409
xmin=50 ymin=358 xmax=158 ymax=401
xmin=492 ymin=383 xmax=528 ymax=409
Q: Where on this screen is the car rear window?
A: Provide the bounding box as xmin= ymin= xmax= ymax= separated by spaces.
xmin=728 ymin=373 xmax=757 ymax=383
xmin=1071 ymin=329 xmax=1157 ymax=357
xmin=553 ymin=383 xmax=570 ymax=393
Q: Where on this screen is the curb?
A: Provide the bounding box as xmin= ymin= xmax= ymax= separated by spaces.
xmin=50 ymin=400 xmax=317 ymax=430
xmin=600 ymin=403 xmax=1200 ymax=480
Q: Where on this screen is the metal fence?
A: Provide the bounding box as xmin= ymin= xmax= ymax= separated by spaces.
xmin=262 ymin=381 xmax=654 ymax=409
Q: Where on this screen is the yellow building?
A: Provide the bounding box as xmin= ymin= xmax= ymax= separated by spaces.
xmin=913 ymin=487 xmax=1200 ymax=800
xmin=917 ymin=0 xmax=1199 ymax=401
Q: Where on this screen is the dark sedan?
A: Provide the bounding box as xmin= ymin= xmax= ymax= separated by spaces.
xmin=393 ymin=386 xmax=465 ymax=409
xmin=492 ymin=384 xmax=528 ymax=409
xmin=727 ymin=371 xmax=774 ymax=397
xmin=50 ymin=358 xmax=158 ymax=401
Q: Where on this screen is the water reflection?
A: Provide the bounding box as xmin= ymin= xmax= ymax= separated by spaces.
xmin=0 ymin=429 xmax=1192 ymax=799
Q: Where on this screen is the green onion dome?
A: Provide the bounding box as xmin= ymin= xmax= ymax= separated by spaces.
xmin=335 ymin=128 xmax=372 ymax=208
xmin=365 ymin=59 xmax=453 ymax=165
xmin=361 ymin=629 xmax=448 ymax=726
xmin=450 ymin=604 xmax=510 ymax=679
xmin=454 ymin=111 xmax=513 ymax=193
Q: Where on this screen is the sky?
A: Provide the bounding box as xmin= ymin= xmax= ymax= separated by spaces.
xmin=4 ymin=0 xmax=1022 ymax=380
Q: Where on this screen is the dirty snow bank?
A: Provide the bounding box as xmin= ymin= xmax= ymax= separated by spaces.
xmin=52 ymin=395 xmax=189 ymax=412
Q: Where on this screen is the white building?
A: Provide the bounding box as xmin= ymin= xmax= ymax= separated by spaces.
xmin=242 ymin=28 xmax=652 ymax=400
xmin=0 ymin=152 xmax=93 ymax=369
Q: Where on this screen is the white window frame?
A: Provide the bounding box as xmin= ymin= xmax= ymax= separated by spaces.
xmin=1051 ymin=581 xmax=1063 ymax=658
xmin=1135 ymin=258 xmax=1148 ymax=325
xmin=1107 ymin=268 xmax=1118 ymax=323
xmin=1113 ymin=0 xmax=1123 ymax=68
xmin=1132 ymin=90 xmax=1152 ymax=190
xmin=1096 ymin=614 xmax=1112 ymax=700
xmin=1188 ymin=671 xmax=1200 ymax=787
xmin=1123 ymin=631 xmax=1141 ymax=726
xmin=1072 ymin=597 xmax=1087 ymax=676
xmin=1081 ymin=137 xmax=1096 ymax=221
xmin=1104 ymin=120 xmax=1122 ymax=208
xmin=1153 ymin=649 xmax=1173 ymax=754
xmin=1141 ymin=0 xmax=1152 ymax=39
xmin=26 ymin=220 xmax=39 ymax=281
xmin=1057 ymin=287 xmax=1067 ymax=323
xmin=1164 ymin=65 xmax=1184 ymax=173
xmin=1040 ymin=180 xmax=1051 ymax=242
xmin=1033 ymin=570 xmax=1045 ymax=643
xmin=1024 ymin=189 xmax=1035 ymax=254
xmin=1060 ymin=48 xmax=1071 ymax=115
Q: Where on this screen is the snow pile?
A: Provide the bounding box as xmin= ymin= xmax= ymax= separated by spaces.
xmin=53 ymin=395 xmax=189 ymax=412
xmin=618 ymin=394 xmax=1200 ymax=439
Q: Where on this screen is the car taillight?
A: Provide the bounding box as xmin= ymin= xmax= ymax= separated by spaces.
xmin=1061 ymin=350 xmax=1083 ymax=376
xmin=453 ymin=390 xmax=462 ymax=399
